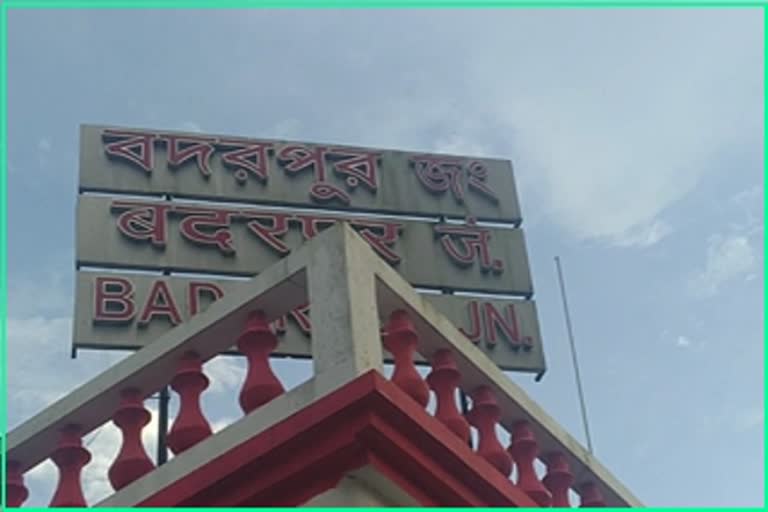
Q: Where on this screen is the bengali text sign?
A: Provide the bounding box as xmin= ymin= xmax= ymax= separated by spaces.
xmin=79 ymin=125 xmax=522 ymax=223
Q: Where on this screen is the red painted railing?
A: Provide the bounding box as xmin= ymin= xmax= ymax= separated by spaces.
xmin=382 ymin=308 xmax=608 ymax=507
xmin=6 ymin=310 xmax=285 ymax=508
xmin=6 ymin=308 xmax=611 ymax=508
xmin=5 ymin=226 xmax=632 ymax=508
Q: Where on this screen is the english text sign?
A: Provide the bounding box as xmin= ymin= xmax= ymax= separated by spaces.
xmin=73 ymin=271 xmax=545 ymax=373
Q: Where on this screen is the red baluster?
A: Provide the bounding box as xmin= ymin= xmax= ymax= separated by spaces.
xmin=7 ymin=460 xmax=29 ymax=507
xmin=49 ymin=424 xmax=90 ymax=507
xmin=579 ymin=482 xmax=606 ymax=507
xmin=383 ymin=310 xmax=430 ymax=407
xmin=509 ymin=421 xmax=551 ymax=506
xmin=237 ymin=310 xmax=285 ymax=413
xmin=108 ymin=388 xmax=155 ymax=490
xmin=466 ymin=386 xmax=512 ymax=476
xmin=167 ymin=351 xmax=212 ymax=454
xmin=426 ymin=349 xmax=470 ymax=443
xmin=543 ymin=452 xmax=574 ymax=507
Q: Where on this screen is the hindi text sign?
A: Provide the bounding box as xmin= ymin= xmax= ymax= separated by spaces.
xmin=76 ymin=196 xmax=534 ymax=296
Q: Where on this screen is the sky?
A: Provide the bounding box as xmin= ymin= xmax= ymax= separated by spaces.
xmin=5 ymin=7 xmax=764 ymax=508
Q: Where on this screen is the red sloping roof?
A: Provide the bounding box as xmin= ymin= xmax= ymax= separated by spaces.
xmin=136 ymin=370 xmax=539 ymax=507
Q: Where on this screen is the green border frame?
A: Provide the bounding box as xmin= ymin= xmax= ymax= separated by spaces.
xmin=3 ymin=0 xmax=768 ymax=7
xmin=1 ymin=1 xmax=765 ymax=510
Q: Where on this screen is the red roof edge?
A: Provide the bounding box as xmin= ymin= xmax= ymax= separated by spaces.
xmin=137 ymin=370 xmax=539 ymax=507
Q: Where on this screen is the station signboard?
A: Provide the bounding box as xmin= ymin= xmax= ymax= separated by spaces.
xmin=74 ymin=124 xmax=545 ymax=374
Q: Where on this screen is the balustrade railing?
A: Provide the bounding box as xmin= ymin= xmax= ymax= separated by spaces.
xmin=5 ymin=223 xmax=640 ymax=508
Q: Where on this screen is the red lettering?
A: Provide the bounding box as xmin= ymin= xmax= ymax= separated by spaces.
xmin=350 ymin=219 xmax=402 ymax=264
xmin=278 ymin=144 xmax=328 ymax=176
xmin=188 ymin=281 xmax=224 ymax=317
xmin=434 ymin=220 xmax=504 ymax=274
xmin=277 ymin=145 xmax=349 ymax=204
xmin=112 ymin=201 xmax=171 ymax=247
xmin=466 ymin=161 xmax=499 ymax=203
xmin=329 ymin=148 xmax=380 ymax=192
xmin=483 ymin=303 xmax=521 ymax=347
xmin=242 ymin=212 xmax=292 ymax=255
xmin=410 ymin=155 xmax=464 ymax=202
xmin=175 ymin=206 xmax=237 ymax=254
xmin=459 ymin=301 xmax=483 ymax=344
xmin=411 ymin=156 xmax=499 ymax=205
xmin=160 ymin=134 xmax=216 ymax=177
xmin=288 ymin=304 xmax=311 ymax=336
xmin=93 ymin=276 xmax=136 ymax=324
xmin=138 ymin=281 xmax=182 ymax=326
xmin=295 ymin=214 xmax=339 ymax=240
xmin=271 ymin=315 xmax=288 ymax=335
xmin=219 ymin=140 xmax=273 ymax=184
xmin=103 ymin=129 xmax=157 ymax=172
xmin=268 ymin=304 xmax=311 ymax=337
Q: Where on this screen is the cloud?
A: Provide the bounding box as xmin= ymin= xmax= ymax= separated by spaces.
xmin=8 ymin=316 xmax=77 ymax=424
xmin=432 ymin=134 xmax=491 ymax=157
xmin=728 ymin=184 xmax=764 ymax=238
xmin=8 ymin=265 xmax=72 ymax=319
xmin=690 ymin=234 xmax=756 ymax=298
xmin=211 ymin=416 xmax=238 ymax=433
xmin=79 ymin=403 xmax=169 ymax=504
xmin=611 ymin=219 xmax=673 ymax=248
xmin=204 ymin=355 xmax=246 ymax=393
xmin=311 ymin=10 xmax=761 ymax=245
xmin=676 ymin=335 xmax=692 ymax=348
xmin=7 ymin=315 xmax=128 ymax=428
xmin=22 ymin=403 xmax=167 ymax=507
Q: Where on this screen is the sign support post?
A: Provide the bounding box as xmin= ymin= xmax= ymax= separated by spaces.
xmin=157 ymin=386 xmax=170 ymax=465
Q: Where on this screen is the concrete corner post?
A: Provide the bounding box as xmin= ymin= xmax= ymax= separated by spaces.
xmin=307 ymin=223 xmax=384 ymax=392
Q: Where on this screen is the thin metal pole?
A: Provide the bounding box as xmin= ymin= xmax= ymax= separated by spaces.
xmin=554 ymin=256 xmax=594 ymax=454
xmin=157 ymin=386 xmax=170 ymax=465
xmin=157 ymin=264 xmax=173 ymax=466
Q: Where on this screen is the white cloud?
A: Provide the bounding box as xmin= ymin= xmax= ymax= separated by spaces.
xmin=316 ymin=10 xmax=761 ymax=244
xmin=21 ymin=402 xmax=167 ymax=506
xmin=676 ymin=335 xmax=692 ymax=348
xmin=690 ymin=234 xmax=756 ymax=298
xmin=432 ymin=134 xmax=491 ymax=157
xmin=8 ymin=316 xmax=77 ymax=424
xmin=612 ymin=219 xmax=673 ymax=248
xmin=211 ymin=416 xmax=238 ymax=433
xmin=26 ymin=458 xmax=57 ymax=484
xmin=204 ymin=355 xmax=245 ymax=393
xmin=728 ymin=184 xmax=764 ymax=239
xmin=79 ymin=404 xmax=168 ymax=504
xmin=7 ymin=315 xmax=128 ymax=428
xmin=8 ymin=265 xmax=72 ymax=319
